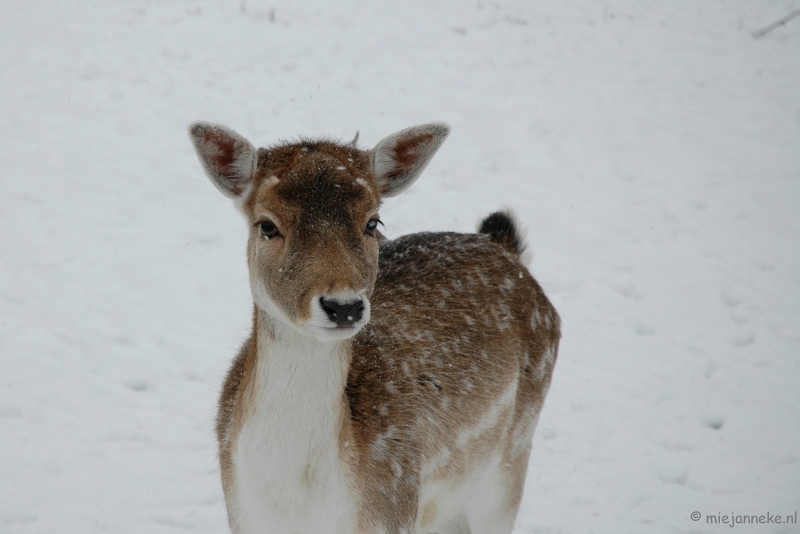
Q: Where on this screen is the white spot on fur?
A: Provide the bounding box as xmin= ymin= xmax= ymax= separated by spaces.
xmin=264 ymin=175 xmax=279 ymax=188
xmin=534 ymin=354 xmax=549 ymax=380
xmin=455 ymin=379 xmax=517 ymax=449
xmin=419 ymin=446 xmax=453 ymax=480
xmin=544 ymin=345 xmax=556 ymax=366
xmin=370 ymin=426 xmax=399 ymax=461
xmin=532 ymin=309 xmax=542 ymax=331
xmin=499 ymin=277 xmax=515 ymax=294
xmin=391 ymin=459 xmax=404 ymax=479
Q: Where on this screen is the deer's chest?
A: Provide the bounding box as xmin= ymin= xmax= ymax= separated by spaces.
xmin=231 ymin=413 xmax=356 ymax=534
xmin=228 ymin=342 xmax=359 ymax=534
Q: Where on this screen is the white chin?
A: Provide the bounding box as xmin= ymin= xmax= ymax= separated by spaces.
xmin=306 ymin=323 xmax=365 ymax=341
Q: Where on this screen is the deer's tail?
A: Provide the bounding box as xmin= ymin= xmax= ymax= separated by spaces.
xmin=478 ymin=210 xmax=527 ymax=259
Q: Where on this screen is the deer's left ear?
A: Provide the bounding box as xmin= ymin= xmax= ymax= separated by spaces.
xmin=188 ymin=122 xmax=258 ymax=200
xmin=370 ymin=122 xmax=450 ymax=198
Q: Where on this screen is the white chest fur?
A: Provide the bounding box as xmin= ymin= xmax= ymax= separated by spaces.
xmin=230 ymin=326 xmax=358 ymax=534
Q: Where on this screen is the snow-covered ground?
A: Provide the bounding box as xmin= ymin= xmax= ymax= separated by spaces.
xmin=1 ymin=1 xmax=798 ymax=532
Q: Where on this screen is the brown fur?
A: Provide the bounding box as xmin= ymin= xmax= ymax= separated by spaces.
xmin=244 ymin=142 xmax=381 ymax=322
xmin=190 ymin=122 xmax=560 ymax=534
xmin=215 ymin=231 xmax=560 ymax=533
xmin=346 ymin=233 xmax=559 ymax=531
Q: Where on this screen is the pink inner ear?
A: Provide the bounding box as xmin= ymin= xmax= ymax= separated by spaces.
xmin=386 ymin=133 xmax=434 ymax=179
xmin=204 ymin=131 xmax=244 ymax=194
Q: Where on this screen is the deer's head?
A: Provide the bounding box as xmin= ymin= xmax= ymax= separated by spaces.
xmin=189 ymin=122 xmax=449 ymax=342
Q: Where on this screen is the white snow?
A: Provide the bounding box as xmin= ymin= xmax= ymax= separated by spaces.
xmin=1 ymin=1 xmax=798 ymax=533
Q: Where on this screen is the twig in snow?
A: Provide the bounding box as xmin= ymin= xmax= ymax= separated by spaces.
xmin=752 ymin=8 xmax=800 ymax=38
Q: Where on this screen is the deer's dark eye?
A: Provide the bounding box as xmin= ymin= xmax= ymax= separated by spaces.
xmin=365 ymin=219 xmax=381 ymax=237
xmin=259 ymin=221 xmax=281 ymax=239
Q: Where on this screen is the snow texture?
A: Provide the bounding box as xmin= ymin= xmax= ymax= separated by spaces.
xmin=1 ymin=1 xmax=798 ymax=533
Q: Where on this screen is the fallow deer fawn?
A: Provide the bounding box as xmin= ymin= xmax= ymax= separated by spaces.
xmin=188 ymin=121 xmax=560 ymax=534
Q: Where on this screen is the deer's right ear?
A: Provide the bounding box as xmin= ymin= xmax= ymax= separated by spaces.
xmin=188 ymin=122 xmax=258 ymax=200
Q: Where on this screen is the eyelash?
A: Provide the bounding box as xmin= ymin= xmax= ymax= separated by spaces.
xmin=258 ymin=220 xmax=281 ymax=239
xmin=365 ymin=219 xmax=382 ymax=236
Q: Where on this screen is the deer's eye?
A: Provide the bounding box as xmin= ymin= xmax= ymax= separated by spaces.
xmin=259 ymin=221 xmax=281 ymax=239
xmin=365 ymin=219 xmax=382 ymax=237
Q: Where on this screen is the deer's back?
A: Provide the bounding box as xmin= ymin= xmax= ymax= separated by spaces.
xmin=347 ymin=232 xmax=559 ymax=531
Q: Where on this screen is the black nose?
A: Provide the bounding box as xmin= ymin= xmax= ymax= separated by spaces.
xmin=320 ymin=297 xmax=365 ymax=326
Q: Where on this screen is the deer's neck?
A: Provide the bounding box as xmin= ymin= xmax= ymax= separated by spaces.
xmin=232 ymin=310 xmax=354 ymax=528
xmin=249 ymin=309 xmax=352 ymax=459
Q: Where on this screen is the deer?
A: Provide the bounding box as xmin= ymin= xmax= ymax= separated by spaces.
xmin=187 ymin=121 xmax=560 ymax=534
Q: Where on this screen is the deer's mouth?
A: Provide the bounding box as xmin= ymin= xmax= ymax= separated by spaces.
xmin=306 ymin=323 xmax=364 ymax=341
